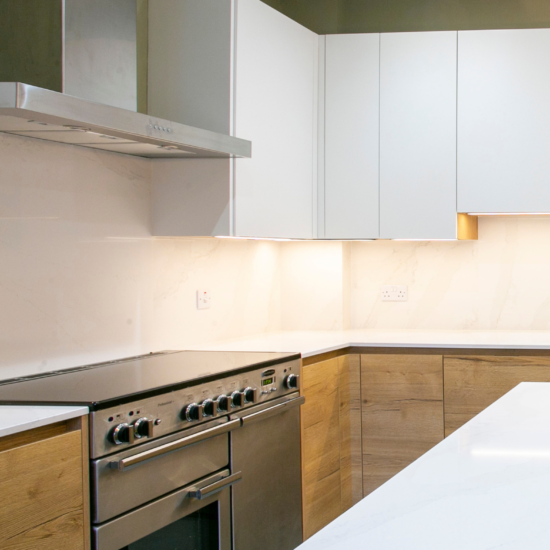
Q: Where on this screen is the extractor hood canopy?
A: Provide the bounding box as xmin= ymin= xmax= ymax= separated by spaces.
xmin=0 ymin=83 xmax=251 ymax=159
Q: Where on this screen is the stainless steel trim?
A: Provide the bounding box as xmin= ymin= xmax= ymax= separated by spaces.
xmin=188 ymin=471 xmax=242 ymax=500
xmin=240 ymin=396 xmax=305 ymax=426
xmin=0 ymin=83 xmax=251 ymax=158
xmin=109 ymin=418 xmax=241 ymax=471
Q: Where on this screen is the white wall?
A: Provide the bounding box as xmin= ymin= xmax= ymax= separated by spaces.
xmin=351 ymin=217 xmax=550 ymax=330
xmin=0 ymin=133 xmax=281 ymax=380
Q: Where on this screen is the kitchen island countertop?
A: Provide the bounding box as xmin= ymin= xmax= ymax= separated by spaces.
xmin=297 ymin=381 xmax=550 ymax=549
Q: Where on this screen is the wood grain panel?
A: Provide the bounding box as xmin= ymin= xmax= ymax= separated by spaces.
xmin=0 ymin=421 xmax=71 ymax=453
xmin=1 ymin=509 xmax=84 ymax=550
xmin=444 ymin=355 xmax=550 ymax=436
xmin=0 ymin=430 xmax=84 ymax=546
xmin=338 ymin=355 xmax=362 ymax=512
xmin=301 ymin=357 xmax=341 ymax=539
xmin=361 ymin=354 xmax=444 ymax=496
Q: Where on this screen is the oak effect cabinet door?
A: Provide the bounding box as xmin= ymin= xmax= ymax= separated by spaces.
xmin=458 ymin=30 xmax=550 ymax=214
xmin=323 ymin=34 xmax=380 ymax=239
xmin=444 ymin=355 xmax=550 ymax=436
xmin=301 ymin=355 xmax=362 ymax=540
xmin=361 ymin=354 xmax=444 ymax=496
xmin=380 ymin=32 xmax=458 ymax=239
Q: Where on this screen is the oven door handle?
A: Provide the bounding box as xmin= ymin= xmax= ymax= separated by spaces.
xmin=240 ymin=395 xmax=305 ymax=426
xmin=188 ymin=471 xmax=242 ymax=501
xmin=110 ymin=419 xmax=241 ymax=472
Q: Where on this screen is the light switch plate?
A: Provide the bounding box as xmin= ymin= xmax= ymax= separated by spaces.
xmin=197 ymin=289 xmax=211 ymax=310
xmin=381 ymin=285 xmax=408 ymax=302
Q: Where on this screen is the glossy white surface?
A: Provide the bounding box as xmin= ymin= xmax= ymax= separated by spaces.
xmin=324 ymin=33 xmax=380 ymax=239
xmin=298 ymin=382 xmax=550 ymax=549
xmin=193 ymin=329 xmax=550 ymax=357
xmin=458 ymin=29 xmax=550 ymax=213
xmin=380 ymin=31 xmax=457 ymax=239
xmin=235 ymin=0 xmax=318 ymax=238
xmin=0 ymin=406 xmax=88 ymax=438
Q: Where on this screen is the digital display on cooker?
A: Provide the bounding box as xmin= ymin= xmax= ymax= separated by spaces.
xmin=261 ymin=378 xmax=273 ymax=386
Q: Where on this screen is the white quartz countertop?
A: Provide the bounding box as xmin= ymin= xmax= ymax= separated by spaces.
xmin=0 ymin=406 xmax=89 ymax=438
xmin=298 ymin=381 xmax=550 ymax=550
xmin=192 ymin=329 xmax=550 ymax=357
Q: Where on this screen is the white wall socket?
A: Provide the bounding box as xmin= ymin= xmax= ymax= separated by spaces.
xmin=197 ymin=289 xmax=211 ymax=310
xmin=381 ymin=285 xmax=408 ymax=302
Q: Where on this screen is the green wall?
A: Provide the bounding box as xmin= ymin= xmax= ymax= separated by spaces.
xmin=261 ymin=0 xmax=550 ymax=34
xmin=0 ymin=0 xmax=62 ymax=91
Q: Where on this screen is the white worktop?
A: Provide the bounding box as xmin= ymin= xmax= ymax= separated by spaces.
xmin=193 ymin=329 xmax=550 ymax=357
xmin=0 ymin=406 xmax=89 ymax=438
xmin=298 ymin=381 xmax=550 ymax=550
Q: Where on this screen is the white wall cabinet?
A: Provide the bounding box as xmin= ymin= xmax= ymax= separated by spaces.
xmin=379 ymin=31 xmax=458 ymax=240
xmin=458 ymin=29 xmax=550 ymax=214
xmin=322 ymin=34 xmax=380 ymax=240
xmin=149 ymin=0 xmax=318 ymax=238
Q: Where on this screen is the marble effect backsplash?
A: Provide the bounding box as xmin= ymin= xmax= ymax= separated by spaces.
xmin=1 ymin=132 xmax=549 ymax=380
xmin=350 ymin=217 xmax=550 ymax=330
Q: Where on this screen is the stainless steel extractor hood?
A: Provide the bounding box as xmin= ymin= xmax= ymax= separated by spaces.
xmin=0 ymin=82 xmax=251 ymax=158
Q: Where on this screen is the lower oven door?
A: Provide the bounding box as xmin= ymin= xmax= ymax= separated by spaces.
xmin=93 ymin=469 xmax=241 ymax=550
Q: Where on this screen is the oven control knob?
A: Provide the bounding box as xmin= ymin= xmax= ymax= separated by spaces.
xmin=111 ymin=423 xmax=135 ymax=445
xmin=285 ymin=374 xmax=300 ymax=390
xmin=201 ymin=399 xmax=218 ymax=418
xmin=184 ymin=403 xmax=201 ymax=422
xmin=216 ymin=395 xmax=230 ymax=413
xmin=231 ymin=390 xmax=245 ymax=408
xmin=244 ymin=387 xmax=258 ymax=404
xmin=133 ymin=417 xmax=154 ymax=439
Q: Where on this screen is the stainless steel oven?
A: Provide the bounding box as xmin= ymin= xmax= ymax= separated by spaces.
xmin=92 ymin=418 xmax=242 ymax=550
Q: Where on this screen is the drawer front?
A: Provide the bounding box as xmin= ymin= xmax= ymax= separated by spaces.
xmin=92 ymin=432 xmax=228 ymax=523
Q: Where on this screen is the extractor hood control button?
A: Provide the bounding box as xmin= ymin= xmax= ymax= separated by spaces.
xmin=133 ymin=418 xmax=154 ymax=439
xmin=285 ymin=374 xmax=300 ymax=390
xmin=231 ymin=390 xmax=245 ymax=408
xmin=216 ymin=395 xmax=230 ymax=413
xmin=112 ymin=423 xmax=135 ymax=445
xmin=201 ymin=399 xmax=218 ymax=418
xmin=244 ymin=387 xmax=258 ymax=404
xmin=184 ymin=403 xmax=202 ymax=422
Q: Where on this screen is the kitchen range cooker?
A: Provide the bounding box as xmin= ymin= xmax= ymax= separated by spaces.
xmin=0 ymin=350 xmax=304 ymax=550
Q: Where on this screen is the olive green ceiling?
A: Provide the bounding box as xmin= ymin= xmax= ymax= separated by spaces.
xmin=261 ymin=0 xmax=550 ymax=34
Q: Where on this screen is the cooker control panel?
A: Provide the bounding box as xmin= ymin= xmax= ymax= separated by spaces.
xmin=90 ymin=358 xmax=300 ymax=458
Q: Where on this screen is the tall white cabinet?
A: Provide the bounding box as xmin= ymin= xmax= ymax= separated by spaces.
xmin=458 ymin=29 xmax=550 ymax=214
xmin=322 ymin=34 xmax=380 ymax=240
xmin=379 ymin=31 xmax=458 ymax=240
xmin=149 ymin=0 xmax=318 ymax=238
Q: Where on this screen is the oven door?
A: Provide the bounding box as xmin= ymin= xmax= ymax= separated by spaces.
xmin=93 ymin=469 xmax=241 ymax=550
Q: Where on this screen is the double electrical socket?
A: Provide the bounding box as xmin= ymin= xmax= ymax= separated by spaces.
xmin=381 ymin=285 xmax=408 ymax=302
xmin=197 ymin=289 xmax=211 ymax=310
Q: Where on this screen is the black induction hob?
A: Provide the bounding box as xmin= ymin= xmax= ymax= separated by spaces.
xmin=0 ymin=350 xmax=300 ymax=410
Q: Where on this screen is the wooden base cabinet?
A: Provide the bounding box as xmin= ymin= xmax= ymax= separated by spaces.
xmin=444 ymin=355 xmax=550 ymax=436
xmin=361 ymin=354 xmax=444 ymax=496
xmin=301 ymin=355 xmax=362 ymax=540
xmin=0 ymin=417 xmax=90 ymax=550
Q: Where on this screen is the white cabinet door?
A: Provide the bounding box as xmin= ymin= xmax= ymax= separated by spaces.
xmin=380 ymin=32 xmax=458 ymax=239
xmin=458 ymin=29 xmax=550 ymax=214
xmin=324 ymin=34 xmax=380 ymax=239
xmin=234 ymin=0 xmax=318 ymax=238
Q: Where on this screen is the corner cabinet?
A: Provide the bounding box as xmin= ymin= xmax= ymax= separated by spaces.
xmin=320 ymin=31 xmax=467 ymax=240
xmin=458 ymin=29 xmax=550 ymax=214
xmin=149 ymin=0 xmax=318 ymax=239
